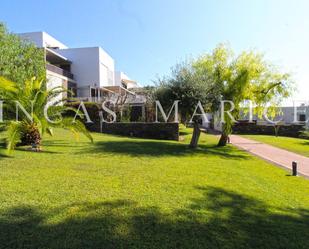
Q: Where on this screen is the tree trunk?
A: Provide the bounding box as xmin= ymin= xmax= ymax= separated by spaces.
xmin=217 ymin=134 xmax=228 ymax=146
xmin=217 ymin=121 xmax=231 ymax=147
xmin=274 ymin=125 xmax=280 ymax=137
xmin=189 ymin=121 xmax=201 ymax=148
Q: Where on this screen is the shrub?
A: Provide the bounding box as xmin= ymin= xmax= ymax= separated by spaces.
xmin=0 ymin=23 xmax=45 ymax=86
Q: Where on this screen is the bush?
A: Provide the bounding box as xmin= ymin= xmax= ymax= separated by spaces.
xmin=65 ymin=102 xmax=101 ymax=122
xmin=0 ymin=23 xmax=45 ymax=85
xmin=233 ymin=123 xmax=305 ymax=138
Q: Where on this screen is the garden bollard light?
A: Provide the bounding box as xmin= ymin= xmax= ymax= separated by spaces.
xmin=292 ymin=161 xmax=297 ymax=176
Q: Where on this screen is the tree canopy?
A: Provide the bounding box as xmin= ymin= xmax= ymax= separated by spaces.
xmin=193 ymin=44 xmax=293 ymax=146
xmin=154 ymin=44 xmax=294 ymax=147
xmin=0 ymin=23 xmax=45 ymax=85
xmin=154 ymin=62 xmax=218 ymax=123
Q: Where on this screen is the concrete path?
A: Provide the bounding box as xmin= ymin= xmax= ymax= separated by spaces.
xmin=230 ymin=135 xmax=309 ymax=178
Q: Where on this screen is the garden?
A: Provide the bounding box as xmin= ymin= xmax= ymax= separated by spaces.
xmin=0 ymin=128 xmax=309 ymax=248
xmin=0 ymin=22 xmax=309 ymax=249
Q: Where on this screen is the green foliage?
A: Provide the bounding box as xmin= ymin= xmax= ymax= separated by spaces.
xmin=119 ymin=105 xmax=132 ymax=122
xmin=0 ymin=76 xmax=93 ymax=152
xmin=0 ymin=23 xmax=45 ymax=85
xmin=193 ymin=44 xmax=294 ymax=145
xmin=155 ymin=44 xmax=294 ymax=146
xmin=154 ymin=62 xmax=217 ymax=123
xmin=5 ymin=121 xmax=22 ymax=152
xmin=194 ymin=44 xmax=293 ymax=115
xmin=65 ymin=102 xmax=101 ymax=122
xmin=299 ymin=130 xmax=309 ymax=140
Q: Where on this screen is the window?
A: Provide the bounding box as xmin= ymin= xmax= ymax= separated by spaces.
xmin=299 ymin=114 xmax=306 ymax=122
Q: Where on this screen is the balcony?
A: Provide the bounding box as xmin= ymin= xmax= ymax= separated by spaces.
xmin=46 ymin=64 xmax=74 ymax=79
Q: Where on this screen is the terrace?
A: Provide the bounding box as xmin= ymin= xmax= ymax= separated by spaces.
xmin=45 ymin=48 xmax=74 ymax=79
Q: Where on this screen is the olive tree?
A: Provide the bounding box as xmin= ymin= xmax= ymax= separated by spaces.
xmin=155 ymin=44 xmax=293 ymax=148
xmin=154 ymin=62 xmax=218 ymax=148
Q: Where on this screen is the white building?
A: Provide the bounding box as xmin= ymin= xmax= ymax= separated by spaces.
xmin=255 ymin=105 xmax=309 ymax=127
xmin=115 ymin=71 xmax=138 ymax=89
xmin=203 ymin=105 xmax=309 ymax=132
xmin=18 ymin=31 xmax=138 ymax=101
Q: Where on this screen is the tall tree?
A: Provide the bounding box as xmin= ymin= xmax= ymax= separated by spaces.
xmin=193 ymin=44 xmax=294 ymax=146
xmin=154 ymin=62 xmax=218 ymax=148
xmin=154 ymin=45 xmax=293 ymax=148
xmin=0 ymin=23 xmax=45 ymax=85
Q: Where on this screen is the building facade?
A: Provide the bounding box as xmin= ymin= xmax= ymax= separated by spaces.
xmin=18 ymin=31 xmax=138 ymax=102
xmin=203 ymin=105 xmax=309 ymax=132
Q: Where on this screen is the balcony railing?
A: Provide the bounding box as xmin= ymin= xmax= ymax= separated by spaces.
xmin=46 ymin=64 xmax=74 ymax=79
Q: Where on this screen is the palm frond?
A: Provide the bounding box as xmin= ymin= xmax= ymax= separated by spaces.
xmin=0 ymin=76 xmax=18 ymax=93
xmin=46 ymin=127 xmax=53 ymax=136
xmin=6 ymin=121 xmax=22 ymax=153
xmin=0 ymin=76 xmax=93 ymax=152
xmin=60 ymin=117 xmax=93 ymax=143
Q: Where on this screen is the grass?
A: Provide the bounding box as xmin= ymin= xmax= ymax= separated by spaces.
xmin=241 ymin=134 xmax=309 ymax=157
xmin=0 ymin=128 xmax=308 ymax=249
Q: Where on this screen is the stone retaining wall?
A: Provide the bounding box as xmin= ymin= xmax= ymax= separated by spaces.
xmin=87 ymin=122 xmax=179 ymax=141
xmin=232 ymin=123 xmax=305 ymax=137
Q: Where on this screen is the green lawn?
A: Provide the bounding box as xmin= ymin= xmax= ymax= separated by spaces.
xmin=0 ymin=128 xmax=308 ymax=249
xmin=242 ymin=134 xmax=309 ymax=157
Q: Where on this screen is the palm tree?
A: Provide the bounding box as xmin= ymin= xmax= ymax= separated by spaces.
xmin=0 ymin=76 xmax=93 ymax=152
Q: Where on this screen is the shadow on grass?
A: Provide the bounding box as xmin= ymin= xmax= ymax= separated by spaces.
xmin=0 ymin=141 xmax=63 ymax=158
xmin=179 ymin=130 xmax=191 ymax=136
xmin=42 ymin=140 xmax=83 ymax=148
xmin=0 ymin=139 xmax=9 ymax=160
xmin=0 ymin=186 xmax=307 ymax=249
xmin=299 ymin=141 xmax=309 ymax=146
xmin=80 ymin=139 xmax=249 ymax=159
xmin=0 ymin=152 xmax=11 ymax=160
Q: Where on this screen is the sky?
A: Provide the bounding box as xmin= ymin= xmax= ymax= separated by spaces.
xmin=1 ymin=0 xmax=309 ymax=103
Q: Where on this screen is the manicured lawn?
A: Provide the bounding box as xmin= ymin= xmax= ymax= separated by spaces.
xmin=242 ymin=134 xmax=309 ymax=157
xmin=0 ymin=128 xmax=308 ymax=249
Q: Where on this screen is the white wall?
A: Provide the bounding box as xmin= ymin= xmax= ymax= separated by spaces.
xmin=42 ymin=32 xmax=67 ymax=49
xmin=18 ymin=32 xmax=44 ymax=47
xmin=251 ymin=106 xmax=309 ymax=127
xmin=19 ymin=32 xmax=122 ymax=97
xmin=278 ymin=106 xmax=309 ymax=124
xmin=201 ymin=106 xmax=309 ymax=132
xmin=46 ymin=72 xmax=66 ymax=104
xmin=127 ymin=82 xmax=138 ymax=89
xmin=57 ymin=47 xmax=100 ymax=88
xmin=18 ymin=32 xmax=67 ymax=49
xmin=201 ymin=113 xmax=213 ymax=128
xmin=57 ymin=47 xmax=115 ymax=92
xmin=98 ymin=47 xmax=115 ymax=86
xmin=114 ymin=71 xmax=122 ymax=86
xmin=115 ymin=71 xmax=138 ymax=88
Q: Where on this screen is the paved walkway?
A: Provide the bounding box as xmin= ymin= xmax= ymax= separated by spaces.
xmin=230 ymin=135 xmax=309 ymax=178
